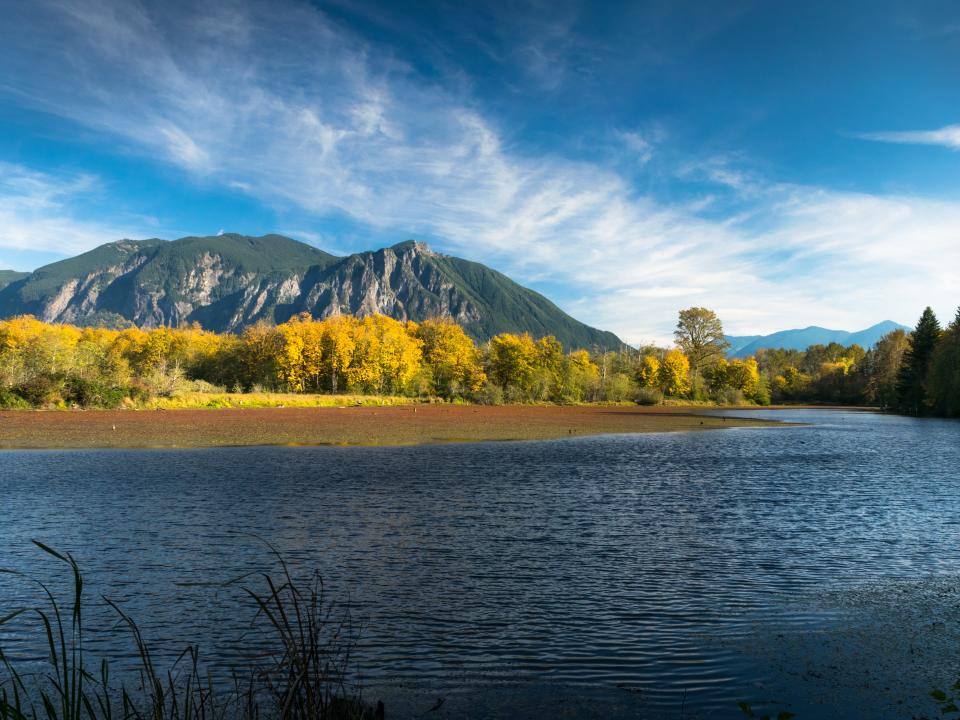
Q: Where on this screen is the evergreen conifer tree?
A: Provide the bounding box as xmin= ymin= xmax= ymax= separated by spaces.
xmin=895 ymin=307 xmax=942 ymax=414
xmin=928 ymin=307 xmax=960 ymax=417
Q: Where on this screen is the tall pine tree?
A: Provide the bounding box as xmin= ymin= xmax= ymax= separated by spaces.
xmin=928 ymin=307 xmax=960 ymax=417
xmin=895 ymin=307 xmax=942 ymax=415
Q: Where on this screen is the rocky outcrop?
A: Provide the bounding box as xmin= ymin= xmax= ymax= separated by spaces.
xmin=0 ymin=234 xmax=624 ymax=349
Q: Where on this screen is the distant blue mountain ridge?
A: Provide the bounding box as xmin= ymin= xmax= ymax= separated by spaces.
xmin=725 ymin=320 xmax=909 ymax=358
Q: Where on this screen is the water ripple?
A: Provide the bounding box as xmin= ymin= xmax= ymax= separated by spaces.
xmin=2 ymin=409 xmax=960 ymax=718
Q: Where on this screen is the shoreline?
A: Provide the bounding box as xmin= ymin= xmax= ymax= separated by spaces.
xmin=0 ymin=404 xmax=795 ymax=450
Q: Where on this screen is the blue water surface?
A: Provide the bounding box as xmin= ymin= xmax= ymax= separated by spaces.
xmin=1 ymin=409 xmax=959 ymax=718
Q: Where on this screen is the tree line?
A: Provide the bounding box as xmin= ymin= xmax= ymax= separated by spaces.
xmin=0 ymin=306 xmax=956 ymax=414
xmin=0 ymin=312 xmax=739 ymax=408
xmin=664 ymin=305 xmax=960 ymax=416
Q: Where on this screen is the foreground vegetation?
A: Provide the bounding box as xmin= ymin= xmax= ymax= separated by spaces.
xmin=1 ymin=304 xmax=957 ymax=416
xmin=0 ymin=542 xmax=379 ymax=720
xmin=3 ymin=543 xmax=954 ymax=720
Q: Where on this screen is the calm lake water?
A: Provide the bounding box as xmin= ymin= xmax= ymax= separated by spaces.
xmin=2 ymin=409 xmax=960 ymax=718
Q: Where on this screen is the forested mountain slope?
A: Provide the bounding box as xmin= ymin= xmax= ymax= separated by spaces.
xmin=0 ymin=234 xmax=623 ymax=350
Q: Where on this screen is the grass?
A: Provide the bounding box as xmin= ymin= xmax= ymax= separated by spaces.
xmin=0 ymin=541 xmax=381 ymax=720
xmin=135 ymin=393 xmax=423 ymax=410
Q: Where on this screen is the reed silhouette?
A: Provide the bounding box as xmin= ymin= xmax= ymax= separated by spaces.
xmin=0 ymin=540 xmax=382 ymax=720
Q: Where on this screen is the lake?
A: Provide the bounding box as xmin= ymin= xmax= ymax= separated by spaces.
xmin=2 ymin=409 xmax=959 ymax=718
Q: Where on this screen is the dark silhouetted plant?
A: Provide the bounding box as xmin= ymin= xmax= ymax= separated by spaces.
xmin=0 ymin=540 xmax=378 ymax=720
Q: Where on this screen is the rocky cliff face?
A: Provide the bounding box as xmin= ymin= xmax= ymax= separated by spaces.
xmin=300 ymin=242 xmax=482 ymax=326
xmin=0 ymin=234 xmax=624 ymax=350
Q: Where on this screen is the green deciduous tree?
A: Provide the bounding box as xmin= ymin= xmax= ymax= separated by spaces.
xmin=674 ymin=307 xmax=730 ymax=378
xmin=863 ymin=329 xmax=908 ymax=409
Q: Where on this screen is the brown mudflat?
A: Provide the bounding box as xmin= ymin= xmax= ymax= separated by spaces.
xmin=0 ymin=404 xmax=780 ymax=449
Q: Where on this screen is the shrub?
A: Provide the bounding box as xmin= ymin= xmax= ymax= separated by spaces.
xmin=0 ymin=388 xmax=30 ymax=409
xmin=634 ymin=388 xmax=664 ymax=405
xmin=715 ymin=387 xmax=746 ymax=406
xmin=64 ymin=378 xmax=129 ymax=408
xmin=175 ymin=378 xmax=224 ymax=395
xmin=478 ymin=381 xmax=504 ymax=405
xmin=603 ymin=373 xmax=636 ymax=402
xmin=15 ymin=375 xmax=65 ymax=407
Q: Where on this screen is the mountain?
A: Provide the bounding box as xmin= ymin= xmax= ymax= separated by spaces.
xmin=725 ymin=335 xmax=762 ymax=356
xmin=726 ymin=320 xmax=909 ymax=358
xmin=0 ymin=233 xmax=624 ymax=350
xmin=0 ymin=270 xmax=29 ymax=290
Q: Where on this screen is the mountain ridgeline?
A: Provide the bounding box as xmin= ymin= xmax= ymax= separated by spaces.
xmin=0 ymin=270 xmax=29 ymax=290
xmin=725 ymin=320 xmax=909 ymax=358
xmin=0 ymin=234 xmax=623 ymax=350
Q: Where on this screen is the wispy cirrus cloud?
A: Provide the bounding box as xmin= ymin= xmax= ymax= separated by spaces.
xmin=0 ymin=163 xmax=145 ymax=267
xmin=0 ymin=0 xmax=957 ymax=343
xmin=854 ymin=124 xmax=960 ymax=150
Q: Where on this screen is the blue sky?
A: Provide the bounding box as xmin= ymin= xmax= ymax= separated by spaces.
xmin=1 ymin=0 xmax=959 ymax=343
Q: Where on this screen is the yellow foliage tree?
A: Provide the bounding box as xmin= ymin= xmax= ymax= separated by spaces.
xmin=237 ymin=322 xmax=282 ymax=390
xmin=725 ymin=358 xmax=761 ymax=399
xmin=345 ymin=315 xmax=423 ymax=394
xmin=276 ymin=319 xmax=309 ymax=392
xmin=658 ymin=349 xmax=691 ymax=397
xmin=319 ymin=316 xmax=356 ymax=393
xmin=415 ymin=318 xmax=486 ymax=397
xmin=488 ymin=332 xmax=539 ymax=399
xmin=637 ymin=354 xmax=661 ymax=388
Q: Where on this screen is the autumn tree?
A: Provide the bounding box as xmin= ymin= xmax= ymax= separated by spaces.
xmin=237 ymin=322 xmax=282 ymax=391
xmin=532 ymin=336 xmax=565 ymax=401
xmin=275 ymin=315 xmax=322 ymax=392
xmin=415 ymin=318 xmax=486 ymax=398
xmin=563 ymin=349 xmax=600 ymax=402
xmin=487 ymin=333 xmax=539 ymax=401
xmin=674 ymin=307 xmax=730 ymax=378
xmin=636 ymin=355 xmax=660 ymax=389
xmin=726 ymin=358 xmax=761 ymax=401
xmin=346 ymin=315 xmax=423 ymax=395
xmin=658 ymin=349 xmax=691 ymax=397
xmin=320 ymin=316 xmax=357 ymax=394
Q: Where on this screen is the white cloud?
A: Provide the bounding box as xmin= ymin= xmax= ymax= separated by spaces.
xmin=855 ymin=124 xmax=960 ymax=150
xmin=617 ymin=131 xmax=655 ymax=166
xmin=0 ymin=0 xmax=957 ymax=342
xmin=0 ymin=163 xmax=140 ymax=264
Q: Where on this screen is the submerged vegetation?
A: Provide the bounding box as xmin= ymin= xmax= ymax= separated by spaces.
xmin=0 ymin=541 xmax=379 ymax=720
